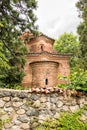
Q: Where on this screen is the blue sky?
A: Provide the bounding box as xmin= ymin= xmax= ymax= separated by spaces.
xmin=35 ymin=0 xmax=80 ymax=38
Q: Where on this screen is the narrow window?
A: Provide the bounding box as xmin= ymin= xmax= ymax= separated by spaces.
xmin=41 ymin=45 xmax=43 ymax=51
xmin=45 ymin=78 xmax=48 ymax=85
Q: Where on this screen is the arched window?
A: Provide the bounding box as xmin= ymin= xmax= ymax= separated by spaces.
xmin=41 ymin=45 xmax=43 ymax=51
xmin=45 ymin=78 xmax=48 ymax=85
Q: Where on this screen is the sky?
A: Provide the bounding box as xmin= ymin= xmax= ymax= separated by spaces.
xmin=35 ymin=0 xmax=81 ymax=38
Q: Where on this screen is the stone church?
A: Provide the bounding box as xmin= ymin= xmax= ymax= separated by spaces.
xmin=21 ymin=32 xmax=71 ymax=89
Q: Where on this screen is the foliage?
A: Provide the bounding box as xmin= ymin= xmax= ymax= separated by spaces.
xmin=76 ymin=0 xmax=87 ymax=70
xmin=0 ymin=23 xmax=10 ymax=87
xmin=57 ymin=68 xmax=87 ymax=92
xmin=0 ymin=42 xmax=9 ymax=69
xmin=54 ymin=32 xmax=87 ymax=92
xmin=0 ymin=120 xmax=2 ymax=130
xmin=36 ymin=106 xmax=87 ymax=130
xmin=54 ymin=33 xmax=80 ymax=68
xmin=0 ymin=0 xmax=38 ymax=33
xmin=0 ymin=66 xmax=25 ymax=89
xmin=0 ymin=0 xmax=38 ymax=88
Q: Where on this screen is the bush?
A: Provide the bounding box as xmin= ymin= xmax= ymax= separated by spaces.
xmin=57 ymin=68 xmax=87 ymax=92
xmin=36 ymin=106 xmax=87 ymax=130
xmin=0 ymin=120 xmax=2 ymax=130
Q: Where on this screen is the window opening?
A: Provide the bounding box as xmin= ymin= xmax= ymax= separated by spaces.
xmin=45 ymin=78 xmax=48 ymax=85
xmin=41 ymin=45 xmax=43 ymax=51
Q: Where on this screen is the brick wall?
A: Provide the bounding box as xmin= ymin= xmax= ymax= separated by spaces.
xmin=26 ymin=36 xmax=55 ymax=53
xmin=22 ymin=53 xmax=70 ymax=88
xmin=21 ymin=34 xmax=71 ymax=89
xmin=30 ymin=61 xmax=58 ymax=88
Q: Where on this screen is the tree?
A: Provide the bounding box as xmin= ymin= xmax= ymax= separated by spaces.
xmin=0 ymin=42 xmax=10 ymax=87
xmin=53 ymin=33 xmax=80 ymax=68
xmin=0 ymin=0 xmax=38 ymax=88
xmin=76 ymin=0 xmax=87 ymax=70
xmin=0 ymin=23 xmax=9 ymax=86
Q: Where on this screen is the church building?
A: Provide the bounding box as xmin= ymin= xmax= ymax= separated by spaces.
xmin=21 ymin=32 xmax=71 ymax=89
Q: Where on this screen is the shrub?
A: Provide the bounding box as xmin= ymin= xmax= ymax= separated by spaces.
xmin=36 ymin=106 xmax=87 ymax=130
xmin=0 ymin=120 xmax=2 ymax=130
xmin=57 ymin=68 xmax=87 ymax=92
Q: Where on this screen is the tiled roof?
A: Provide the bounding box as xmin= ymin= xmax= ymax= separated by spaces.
xmin=0 ymin=88 xmax=85 ymax=97
xmin=38 ymin=32 xmax=54 ymax=42
xmin=27 ymin=87 xmax=84 ymax=97
xmin=21 ymin=32 xmax=54 ymax=42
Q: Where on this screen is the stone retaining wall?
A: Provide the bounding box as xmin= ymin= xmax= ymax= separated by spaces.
xmin=0 ymin=89 xmax=87 ymax=130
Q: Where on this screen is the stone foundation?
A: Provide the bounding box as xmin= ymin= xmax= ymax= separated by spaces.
xmin=0 ymin=89 xmax=87 ymax=130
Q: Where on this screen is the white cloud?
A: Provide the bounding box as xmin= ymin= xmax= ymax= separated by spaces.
xmin=35 ymin=0 xmax=80 ymax=38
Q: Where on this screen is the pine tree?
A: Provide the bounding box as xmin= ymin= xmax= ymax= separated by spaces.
xmin=76 ymin=0 xmax=87 ymax=70
xmin=0 ymin=0 xmax=38 ymax=88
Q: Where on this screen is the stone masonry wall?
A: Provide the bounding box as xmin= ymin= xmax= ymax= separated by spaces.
xmin=0 ymin=89 xmax=87 ymax=130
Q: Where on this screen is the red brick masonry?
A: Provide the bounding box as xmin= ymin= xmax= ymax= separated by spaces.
xmin=21 ymin=33 xmax=71 ymax=89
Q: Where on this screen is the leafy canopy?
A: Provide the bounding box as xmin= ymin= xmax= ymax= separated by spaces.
xmin=54 ymin=33 xmax=87 ymax=92
xmin=54 ymin=33 xmax=80 ymax=68
xmin=76 ymin=0 xmax=87 ymax=70
xmin=0 ymin=0 xmax=38 ymax=88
